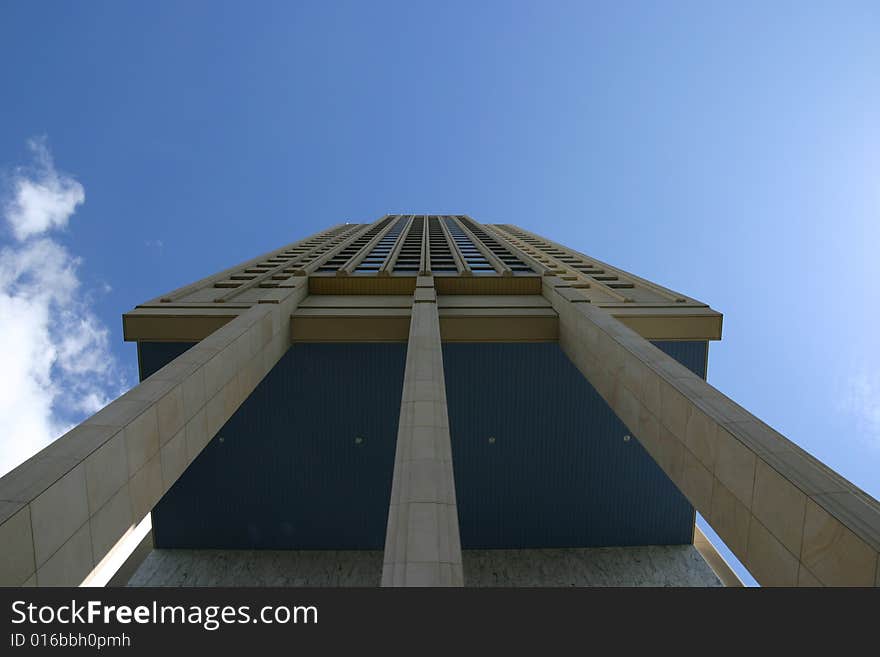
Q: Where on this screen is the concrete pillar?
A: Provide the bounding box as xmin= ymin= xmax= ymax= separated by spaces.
xmin=0 ymin=281 xmax=308 ymax=586
xmin=543 ymin=275 xmax=880 ymax=587
xmin=382 ymin=276 xmax=464 ymax=586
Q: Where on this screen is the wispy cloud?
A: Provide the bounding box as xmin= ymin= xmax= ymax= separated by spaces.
xmin=0 ymin=138 xmax=126 ymax=476
xmin=837 ymin=369 xmax=880 ymax=449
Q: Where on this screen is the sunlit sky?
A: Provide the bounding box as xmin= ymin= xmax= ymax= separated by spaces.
xmin=1 ymin=1 xmax=878 ymax=585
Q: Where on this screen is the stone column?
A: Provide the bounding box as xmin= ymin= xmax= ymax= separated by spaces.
xmin=382 ymin=276 xmax=464 ymax=586
xmin=0 ymin=281 xmax=308 ymax=586
xmin=544 ymin=275 xmax=880 ymax=587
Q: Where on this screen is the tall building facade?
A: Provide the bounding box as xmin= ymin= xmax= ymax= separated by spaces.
xmin=1 ymin=215 xmax=878 ymax=587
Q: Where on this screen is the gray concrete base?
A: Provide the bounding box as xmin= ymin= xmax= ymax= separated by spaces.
xmin=128 ymin=545 xmax=721 ymax=586
xmin=128 ymin=550 xmax=383 ymax=586
xmin=463 ymin=545 xmax=722 ymax=587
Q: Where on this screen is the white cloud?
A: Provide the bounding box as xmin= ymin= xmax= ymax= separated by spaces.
xmin=0 ymin=139 xmax=125 ymax=477
xmin=4 ymin=138 xmax=85 ymax=240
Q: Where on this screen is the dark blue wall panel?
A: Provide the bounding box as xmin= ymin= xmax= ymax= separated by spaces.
xmin=652 ymin=340 xmax=707 ymax=378
xmin=137 ymin=342 xmax=195 ymax=380
xmin=139 ymin=338 xmax=707 ymax=551
xmin=443 ymin=341 xmax=708 ymax=549
xmin=142 ymin=342 xmax=406 ymax=550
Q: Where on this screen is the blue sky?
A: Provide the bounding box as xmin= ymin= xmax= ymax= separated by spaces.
xmin=1 ymin=1 xmax=878 ymax=585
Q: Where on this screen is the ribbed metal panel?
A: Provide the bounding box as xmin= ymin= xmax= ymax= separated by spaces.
xmin=443 ymin=342 xmax=707 ymax=549
xmin=139 ymin=338 xmax=708 ymax=551
xmin=652 ymin=340 xmax=708 ymax=378
xmin=143 ymin=342 xmax=406 ymax=550
xmin=137 ymin=341 xmax=195 ymax=380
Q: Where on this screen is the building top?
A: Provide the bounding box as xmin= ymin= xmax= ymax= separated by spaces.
xmin=123 ymin=215 xmax=723 ymax=343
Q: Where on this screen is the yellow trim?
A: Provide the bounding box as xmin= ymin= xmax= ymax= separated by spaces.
xmin=125 ymin=293 xmax=722 ymax=343
xmin=693 ymin=525 xmax=745 ymax=587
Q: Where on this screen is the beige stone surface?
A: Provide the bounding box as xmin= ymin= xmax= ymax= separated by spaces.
xmin=184 ymin=409 xmax=209 ymax=463
xmin=125 ymin=408 xmax=160 ymax=476
xmin=86 ymin=399 xmax=151 ymax=431
xmin=39 ymin=423 xmax=119 ymax=464
xmin=0 ymin=454 xmax=81 ymax=506
xmin=615 ymin=382 xmax=641 ymax=436
xmin=129 ymin=455 xmax=162 ymax=522
xmin=205 ymin=388 xmax=226 ymax=438
xmin=36 ymin=523 xmax=93 ymax=587
xmin=89 ymin=484 xmax=133 ymax=562
xmin=30 ymin=464 xmax=89 ymax=567
xmin=654 ymin=426 xmax=684 ymax=485
xmin=382 ymin=282 xmax=463 ymax=587
xmin=659 ymin=379 xmax=689 ymax=439
xmin=636 ymin=406 xmax=661 ymax=457
xmin=797 ymin=564 xmax=822 ymax=587
xmin=203 ymin=350 xmax=230 ymax=400
xmin=641 ymin=369 xmax=663 ymax=415
xmin=0 ymin=505 xmax=35 ymax=585
xmin=709 ymin=480 xmax=751 ymax=557
xmin=752 ymin=459 xmax=806 ymax=556
xmin=813 ymin=490 xmax=880 ymax=548
xmin=681 ymin=449 xmax=713 ymax=516
xmin=684 ymin=406 xmax=716 ymax=471
xmin=746 ymin=518 xmax=798 ymax=587
xmin=160 ymin=429 xmax=188 ymax=489
xmin=761 ymin=448 xmax=849 ymax=497
xmin=84 ymin=431 xmax=127 ymax=514
xmin=801 ymin=498 xmax=876 ymax=587
xmin=714 ymin=426 xmax=756 ymax=509
xmin=156 ymin=385 xmax=185 ymax=445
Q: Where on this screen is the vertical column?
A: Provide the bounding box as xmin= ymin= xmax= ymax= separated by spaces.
xmin=382 ymin=276 xmax=464 ymax=586
xmin=0 ymin=280 xmax=307 ymax=586
xmin=542 ymin=275 xmax=880 ymax=587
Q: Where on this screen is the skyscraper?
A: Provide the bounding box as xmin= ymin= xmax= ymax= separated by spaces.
xmin=2 ymin=215 xmax=878 ymax=587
